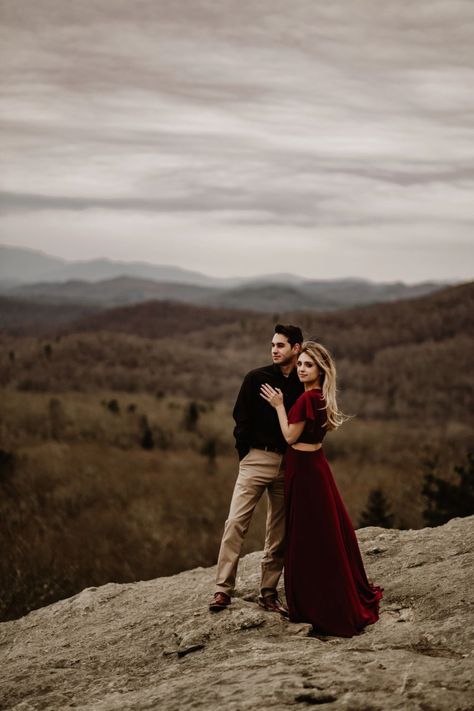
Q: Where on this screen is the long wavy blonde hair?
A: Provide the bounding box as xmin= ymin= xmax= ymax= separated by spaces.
xmin=299 ymin=340 xmax=350 ymax=431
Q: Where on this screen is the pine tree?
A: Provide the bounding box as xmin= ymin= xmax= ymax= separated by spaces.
xmin=139 ymin=415 xmax=154 ymax=450
xmin=422 ymin=451 xmax=474 ymax=526
xmin=183 ymin=401 xmax=200 ymax=431
xmin=358 ymin=488 xmax=394 ymax=528
xmin=201 ymin=436 xmax=217 ymax=467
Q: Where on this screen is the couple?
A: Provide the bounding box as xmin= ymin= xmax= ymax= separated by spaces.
xmin=209 ymin=324 xmax=383 ymax=638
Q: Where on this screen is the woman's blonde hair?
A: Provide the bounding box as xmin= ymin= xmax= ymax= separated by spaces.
xmin=299 ymin=340 xmax=350 ymax=431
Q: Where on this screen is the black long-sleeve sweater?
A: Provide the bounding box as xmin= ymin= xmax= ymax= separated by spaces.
xmin=232 ymin=363 xmax=304 ymax=460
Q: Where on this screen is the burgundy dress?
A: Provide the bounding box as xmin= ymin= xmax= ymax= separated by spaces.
xmin=284 ymin=389 xmax=383 ymax=637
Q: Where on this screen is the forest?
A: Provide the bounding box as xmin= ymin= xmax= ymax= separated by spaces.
xmin=0 ymin=282 xmax=472 ymax=620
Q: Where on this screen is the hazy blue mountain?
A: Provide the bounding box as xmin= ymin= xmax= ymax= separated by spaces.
xmin=209 ymin=280 xmax=444 ymax=312
xmin=0 ymin=245 xmax=239 ymax=288
xmin=0 ymin=245 xmax=449 ymax=312
xmin=0 ymin=245 xmax=67 ymax=286
xmin=0 ymin=246 xmax=369 ymax=294
xmin=298 ymin=279 xmax=445 ymax=307
xmin=5 ymin=276 xmax=218 ymax=307
xmin=3 ymin=275 xmax=446 ymax=313
xmin=40 ymin=258 xmax=235 ymax=287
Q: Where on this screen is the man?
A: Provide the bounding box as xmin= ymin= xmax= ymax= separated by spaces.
xmin=209 ymin=324 xmax=304 ymax=615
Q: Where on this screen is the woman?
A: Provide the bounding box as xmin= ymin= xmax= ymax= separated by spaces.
xmin=260 ymin=341 xmax=383 ymax=637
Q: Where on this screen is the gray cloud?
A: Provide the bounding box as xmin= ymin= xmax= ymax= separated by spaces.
xmin=0 ymin=0 xmax=473 ymax=280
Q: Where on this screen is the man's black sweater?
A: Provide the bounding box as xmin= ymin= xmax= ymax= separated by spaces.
xmin=232 ymin=363 xmax=304 ymax=460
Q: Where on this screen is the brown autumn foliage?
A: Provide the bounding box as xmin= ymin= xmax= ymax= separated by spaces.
xmin=0 ymin=282 xmax=472 ymax=621
xmin=1 ymin=282 xmax=472 ymax=416
xmin=0 ymin=296 xmax=96 ymax=335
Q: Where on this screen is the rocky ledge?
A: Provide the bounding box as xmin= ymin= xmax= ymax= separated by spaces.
xmin=1 ymin=516 xmax=473 ymax=711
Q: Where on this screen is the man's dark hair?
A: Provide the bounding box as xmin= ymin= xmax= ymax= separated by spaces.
xmin=274 ymin=324 xmax=303 ymax=347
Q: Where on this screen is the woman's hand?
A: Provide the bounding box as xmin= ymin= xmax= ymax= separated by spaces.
xmin=260 ymin=384 xmax=284 ymax=408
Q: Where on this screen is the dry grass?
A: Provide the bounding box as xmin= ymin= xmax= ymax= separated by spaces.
xmin=1 ymin=389 xmax=471 ymax=621
xmin=0 ymin=392 xmax=266 ymax=620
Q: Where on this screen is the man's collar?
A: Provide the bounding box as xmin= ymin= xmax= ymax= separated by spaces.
xmin=272 ymin=363 xmax=297 ymax=378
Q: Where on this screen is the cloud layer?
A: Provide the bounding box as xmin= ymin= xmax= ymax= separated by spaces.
xmin=1 ymin=0 xmax=473 ymax=281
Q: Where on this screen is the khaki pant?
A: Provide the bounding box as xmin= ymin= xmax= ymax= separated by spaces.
xmin=215 ymin=448 xmax=285 ymax=598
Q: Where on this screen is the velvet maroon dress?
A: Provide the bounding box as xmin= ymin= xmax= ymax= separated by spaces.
xmin=284 ymin=389 xmax=383 ymax=637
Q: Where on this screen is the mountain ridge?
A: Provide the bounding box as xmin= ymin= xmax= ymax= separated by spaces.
xmin=0 ymin=244 xmax=450 ymax=290
xmin=0 ymin=244 xmax=450 ymax=312
xmin=0 ymin=280 xmax=471 ymax=342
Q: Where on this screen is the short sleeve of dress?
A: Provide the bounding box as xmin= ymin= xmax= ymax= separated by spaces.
xmin=288 ymin=392 xmax=317 ymax=424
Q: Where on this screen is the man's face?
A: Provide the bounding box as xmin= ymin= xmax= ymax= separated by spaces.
xmin=271 ymin=332 xmax=299 ymax=366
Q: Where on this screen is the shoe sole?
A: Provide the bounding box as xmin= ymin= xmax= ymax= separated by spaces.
xmin=257 ymin=599 xmax=289 ymax=617
xmin=209 ymin=603 xmax=230 ymax=611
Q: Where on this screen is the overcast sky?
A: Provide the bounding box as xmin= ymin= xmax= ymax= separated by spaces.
xmin=1 ymin=0 xmax=473 ymax=282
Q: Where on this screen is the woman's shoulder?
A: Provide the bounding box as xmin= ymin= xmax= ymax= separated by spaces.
xmin=294 ymin=389 xmax=323 ymax=403
xmin=306 ymin=388 xmax=324 ymax=399
xmin=306 ymin=389 xmax=326 ymax=412
xmin=288 ymin=389 xmax=325 ymax=425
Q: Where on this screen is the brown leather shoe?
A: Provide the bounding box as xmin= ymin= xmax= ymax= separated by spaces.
xmin=209 ymin=592 xmax=231 ymax=612
xmin=257 ymin=595 xmax=289 ymax=617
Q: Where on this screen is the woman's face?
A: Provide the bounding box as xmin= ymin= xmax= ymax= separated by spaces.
xmin=296 ymin=353 xmax=320 ymax=386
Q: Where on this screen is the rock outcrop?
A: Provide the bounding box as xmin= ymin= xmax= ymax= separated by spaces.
xmin=1 ymin=517 xmax=473 ymax=710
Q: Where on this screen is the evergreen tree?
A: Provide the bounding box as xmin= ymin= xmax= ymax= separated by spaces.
xmin=358 ymin=488 xmax=394 ymax=528
xmin=422 ymin=451 xmax=474 ymax=526
xmin=184 ymin=401 xmax=200 ymax=431
xmin=0 ymin=450 xmax=15 ymax=484
xmin=201 ymin=436 xmax=217 ymax=464
xmin=139 ymin=415 xmax=154 ymax=450
xmin=0 ymin=449 xmax=16 ymax=498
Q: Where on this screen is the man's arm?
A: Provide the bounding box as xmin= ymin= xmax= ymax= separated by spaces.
xmin=232 ymin=373 xmax=253 ymax=460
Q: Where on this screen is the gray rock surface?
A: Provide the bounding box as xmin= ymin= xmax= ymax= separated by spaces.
xmin=1 ymin=517 xmax=473 ymax=711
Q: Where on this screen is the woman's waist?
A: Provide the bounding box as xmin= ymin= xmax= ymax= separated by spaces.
xmin=289 ymin=442 xmax=322 ymax=452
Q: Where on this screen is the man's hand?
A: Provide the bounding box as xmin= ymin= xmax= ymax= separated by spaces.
xmin=260 ymin=383 xmax=284 ymax=408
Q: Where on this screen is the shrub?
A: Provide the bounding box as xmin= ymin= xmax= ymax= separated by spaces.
xmin=48 ymin=398 xmax=65 ymax=440
xmin=154 ymin=425 xmax=171 ymax=450
xmin=107 ymin=399 xmax=120 ymax=414
xmin=201 ymin=436 xmax=217 ymax=461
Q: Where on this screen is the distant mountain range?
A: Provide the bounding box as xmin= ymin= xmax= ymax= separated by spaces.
xmin=0 ymin=244 xmax=452 ymax=313
xmin=0 ymin=245 xmax=233 ymax=288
